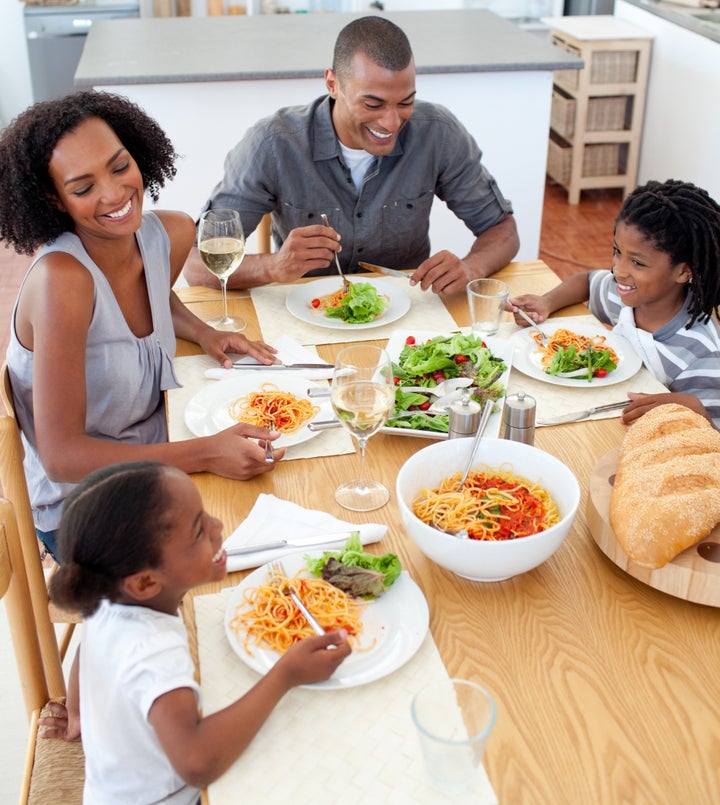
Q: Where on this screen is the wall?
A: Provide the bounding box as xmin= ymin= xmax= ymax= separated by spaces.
xmin=615 ymin=0 xmax=720 ymax=201
xmin=0 ymin=3 xmax=34 ymax=126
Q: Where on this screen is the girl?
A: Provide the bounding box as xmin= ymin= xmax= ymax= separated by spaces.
xmin=0 ymin=91 xmax=285 ymax=560
xmin=41 ymin=461 xmax=350 ymax=804
xmin=510 ymin=179 xmax=720 ymax=428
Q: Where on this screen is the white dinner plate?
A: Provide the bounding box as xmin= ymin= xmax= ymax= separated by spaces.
xmin=184 ymin=374 xmax=332 ymax=448
xmin=382 ymin=329 xmax=514 ymax=441
xmin=510 ymin=322 xmax=642 ymax=388
xmin=285 ymin=276 xmax=410 ymax=330
xmin=224 ymin=551 xmax=429 ymax=690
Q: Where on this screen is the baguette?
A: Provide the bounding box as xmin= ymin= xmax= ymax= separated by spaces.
xmin=609 ymin=404 xmax=720 ymax=569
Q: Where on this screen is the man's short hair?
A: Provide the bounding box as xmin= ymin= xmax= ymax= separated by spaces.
xmin=332 ymin=16 xmax=413 ymax=79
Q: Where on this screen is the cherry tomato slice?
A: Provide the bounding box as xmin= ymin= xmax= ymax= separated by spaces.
xmin=454 ymin=354 xmax=470 ymax=364
xmin=311 ymin=298 xmax=321 ymax=308
xmin=594 ymin=368 xmax=608 ymax=378
xmin=405 ymin=335 xmax=416 ymax=345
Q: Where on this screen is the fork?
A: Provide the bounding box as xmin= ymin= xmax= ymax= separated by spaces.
xmin=263 ymin=415 xmax=276 ymax=463
xmin=270 ymin=560 xmax=326 ymax=636
xmin=515 ymin=307 xmax=549 ymax=343
xmin=320 ymin=213 xmax=351 ymax=294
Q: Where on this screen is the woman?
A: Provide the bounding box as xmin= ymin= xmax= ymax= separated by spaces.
xmin=0 ymin=91 xmax=285 ymax=559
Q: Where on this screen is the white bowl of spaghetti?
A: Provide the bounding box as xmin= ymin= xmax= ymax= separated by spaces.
xmin=396 ymin=438 xmax=580 ymax=581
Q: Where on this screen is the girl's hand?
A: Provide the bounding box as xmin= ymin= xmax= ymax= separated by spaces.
xmin=621 ymin=392 xmax=714 ymax=426
xmin=508 ymin=294 xmax=552 ymax=326
xmin=197 ymin=328 xmax=278 ymax=369
xmin=277 ymin=630 xmax=352 ymax=687
xmin=204 ymin=423 xmax=286 ymax=478
xmin=38 ymin=698 xmax=81 ymax=742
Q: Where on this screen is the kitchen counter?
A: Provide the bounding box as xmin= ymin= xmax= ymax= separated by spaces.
xmin=75 ymin=10 xmax=579 ymax=86
xmin=618 ymin=0 xmax=720 ymax=44
xmin=74 ymin=10 xmax=581 ymax=260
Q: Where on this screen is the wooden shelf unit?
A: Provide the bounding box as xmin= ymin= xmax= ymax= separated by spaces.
xmin=543 ymin=16 xmax=653 ymax=205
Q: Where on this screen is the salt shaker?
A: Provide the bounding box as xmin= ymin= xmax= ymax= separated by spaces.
xmin=448 ymin=391 xmax=481 ymax=439
xmin=502 ymin=391 xmax=536 ymax=445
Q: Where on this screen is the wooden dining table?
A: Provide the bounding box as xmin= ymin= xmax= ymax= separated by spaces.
xmin=175 ymin=261 xmax=720 ymax=805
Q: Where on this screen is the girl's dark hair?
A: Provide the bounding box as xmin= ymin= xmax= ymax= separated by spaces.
xmin=332 ymin=16 xmax=413 ymax=80
xmin=0 ymin=90 xmax=178 ymax=255
xmin=49 ymin=461 xmax=174 ymax=617
xmin=616 ymin=179 xmax=720 ymax=326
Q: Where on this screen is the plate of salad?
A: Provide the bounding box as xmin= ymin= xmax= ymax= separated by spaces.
xmin=224 ymin=536 xmax=429 ymax=690
xmin=510 ymin=322 xmax=641 ymax=387
xmin=382 ymin=330 xmax=513 ymax=440
xmin=286 ymin=276 xmax=410 ymax=330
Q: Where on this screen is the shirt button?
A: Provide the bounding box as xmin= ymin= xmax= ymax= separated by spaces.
xmin=358 ymin=247 xmax=364 ymax=253
xmin=406 ymin=203 xmax=413 ymax=209
xmin=356 ymin=212 xmax=363 ymax=218
xmin=308 ymin=213 xmax=315 ymax=219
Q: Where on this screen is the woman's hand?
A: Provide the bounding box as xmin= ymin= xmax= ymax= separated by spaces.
xmin=508 ymin=294 xmax=552 ymax=326
xmin=204 ymin=423 xmax=286 ymax=478
xmin=197 ymin=329 xmax=279 ymax=369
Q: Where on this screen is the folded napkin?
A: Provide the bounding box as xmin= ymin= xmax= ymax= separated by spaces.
xmin=194 ymin=593 xmax=498 ymax=804
xmin=224 ymin=494 xmax=387 ymax=571
xmin=204 ymin=334 xmax=334 ymax=381
xmin=250 ymin=278 xmax=459 ymax=346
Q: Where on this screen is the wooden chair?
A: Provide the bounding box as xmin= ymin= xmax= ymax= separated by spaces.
xmin=0 ymin=498 xmax=84 ymax=803
xmin=256 ymin=212 xmax=271 ymax=254
xmin=0 ymin=363 xmax=78 ymax=697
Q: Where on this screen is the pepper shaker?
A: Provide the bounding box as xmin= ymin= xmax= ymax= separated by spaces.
xmin=448 ymin=391 xmax=481 ymax=439
xmin=502 ymin=391 xmax=536 ymax=445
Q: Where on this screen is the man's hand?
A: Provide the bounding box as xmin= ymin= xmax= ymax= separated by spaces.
xmin=410 ymin=250 xmax=470 ymax=295
xmin=266 ymin=224 xmax=341 ymax=284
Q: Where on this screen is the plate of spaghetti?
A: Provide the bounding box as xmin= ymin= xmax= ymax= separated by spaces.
xmin=286 ymin=276 xmax=410 ymax=330
xmin=511 ymin=322 xmax=641 ymax=387
xmin=184 ymin=375 xmax=332 ymax=447
xmin=412 ymin=465 xmax=561 ymax=541
xmin=224 ymin=552 xmax=429 ymax=689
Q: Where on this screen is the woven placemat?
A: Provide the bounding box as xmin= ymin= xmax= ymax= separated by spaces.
xmin=250 ymin=278 xmax=459 ymax=346
xmin=194 ymin=592 xmax=497 ymax=804
xmin=167 ymin=354 xmax=354 ymax=459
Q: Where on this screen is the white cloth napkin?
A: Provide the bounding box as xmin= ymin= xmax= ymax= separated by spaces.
xmin=224 ymin=494 xmax=387 ymax=571
xmin=204 ymin=334 xmax=334 ymax=381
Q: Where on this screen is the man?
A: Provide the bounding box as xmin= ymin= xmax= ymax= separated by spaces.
xmin=183 ymin=16 xmax=519 ymax=296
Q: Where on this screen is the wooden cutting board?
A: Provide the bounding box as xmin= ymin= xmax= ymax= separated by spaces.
xmin=587 ymin=447 xmax=720 ymax=607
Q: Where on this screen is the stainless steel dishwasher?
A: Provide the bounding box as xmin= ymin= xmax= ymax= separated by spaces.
xmin=24 ymin=1 xmax=139 ymax=104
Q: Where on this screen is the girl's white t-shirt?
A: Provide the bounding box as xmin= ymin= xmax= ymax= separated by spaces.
xmin=80 ymin=599 xmax=201 ymax=805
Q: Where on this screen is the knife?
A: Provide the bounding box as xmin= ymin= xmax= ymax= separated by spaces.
xmin=224 ymin=531 xmax=354 ymax=556
xmin=358 ymin=261 xmax=413 ymax=280
xmin=231 ymin=362 xmax=333 ymax=370
xmin=537 ymin=400 xmax=629 ymax=426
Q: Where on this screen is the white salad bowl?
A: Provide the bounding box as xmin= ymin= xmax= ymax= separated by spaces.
xmin=396 ymin=437 xmax=580 ymax=581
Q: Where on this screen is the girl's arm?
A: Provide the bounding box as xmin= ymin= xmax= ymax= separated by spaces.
xmin=510 ymin=271 xmax=593 ymax=324
xmin=37 ymin=648 xmax=81 ymax=741
xmin=149 ymin=631 xmax=351 ymax=789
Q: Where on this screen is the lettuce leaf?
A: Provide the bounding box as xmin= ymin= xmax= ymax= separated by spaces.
xmin=305 ymin=532 xmax=401 ymax=598
xmin=324 ymin=282 xmax=388 ymax=324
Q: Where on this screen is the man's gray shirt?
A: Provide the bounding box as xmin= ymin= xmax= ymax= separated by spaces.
xmin=204 ymin=96 xmax=513 ymax=275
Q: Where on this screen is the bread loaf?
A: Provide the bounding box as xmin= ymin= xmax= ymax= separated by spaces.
xmin=609 ymin=404 xmax=720 ymax=569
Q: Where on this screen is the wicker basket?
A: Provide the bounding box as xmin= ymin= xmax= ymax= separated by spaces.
xmin=551 ymin=89 xmax=629 ymax=139
xmin=547 ymin=133 xmax=626 ymax=185
xmin=552 ymin=35 xmax=639 ymax=87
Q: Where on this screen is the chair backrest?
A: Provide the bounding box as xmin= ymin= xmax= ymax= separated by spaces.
xmin=0 ymin=498 xmax=55 ymax=718
xmin=256 ymin=213 xmax=271 ymax=254
xmin=0 ymin=364 xmax=67 ymax=703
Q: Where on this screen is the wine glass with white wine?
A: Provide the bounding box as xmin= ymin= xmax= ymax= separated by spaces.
xmin=197 ymin=208 xmax=247 ymax=332
xmin=331 ymin=344 xmax=395 ymax=511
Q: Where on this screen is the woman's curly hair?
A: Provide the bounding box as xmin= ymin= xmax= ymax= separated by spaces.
xmin=0 ymin=90 xmax=178 ymax=255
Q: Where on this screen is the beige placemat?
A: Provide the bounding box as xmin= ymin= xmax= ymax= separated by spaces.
xmin=167 ymin=354 xmax=355 ymax=459
xmin=498 ymin=315 xmax=669 ymax=425
xmin=194 ymin=592 xmax=497 ymax=804
xmin=250 ymin=278 xmax=459 ymax=346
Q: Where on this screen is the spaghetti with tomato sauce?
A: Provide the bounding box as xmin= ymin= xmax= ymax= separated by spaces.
xmin=412 ymin=465 xmax=560 ymax=541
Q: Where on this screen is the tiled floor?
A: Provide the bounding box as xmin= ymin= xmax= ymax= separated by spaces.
xmin=0 ymin=180 xmax=621 ymax=800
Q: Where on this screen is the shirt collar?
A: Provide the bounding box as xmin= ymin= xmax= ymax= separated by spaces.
xmin=311 ymin=95 xmax=405 ymax=164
